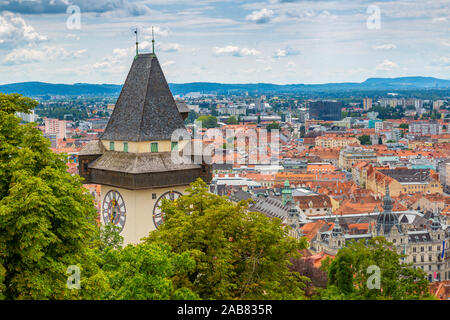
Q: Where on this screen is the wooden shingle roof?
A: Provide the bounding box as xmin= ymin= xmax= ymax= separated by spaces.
xmin=101 ymin=54 xmax=187 ymax=142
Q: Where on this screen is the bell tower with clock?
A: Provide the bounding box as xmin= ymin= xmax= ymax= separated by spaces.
xmin=78 ymin=46 xmax=212 ymax=244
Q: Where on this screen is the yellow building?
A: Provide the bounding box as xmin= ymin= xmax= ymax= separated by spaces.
xmin=315 ymin=135 xmax=359 ymax=149
xmin=367 ymin=168 xmax=443 ymax=197
xmin=338 ymin=146 xmax=377 ymax=170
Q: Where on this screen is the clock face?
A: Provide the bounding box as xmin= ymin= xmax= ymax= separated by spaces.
xmin=152 ymin=191 xmax=183 ymax=229
xmin=102 ymin=190 xmax=126 ymax=232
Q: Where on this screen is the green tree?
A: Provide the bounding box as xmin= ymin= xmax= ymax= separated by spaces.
xmin=266 ymin=122 xmax=281 ymax=132
xmin=0 ymin=93 xmax=108 ymax=300
xmin=399 ymin=124 xmax=409 ymax=130
xmin=144 ymin=179 xmax=309 ymax=300
xmin=227 ymin=116 xmax=238 ymax=125
xmin=300 ymin=125 xmax=306 ymax=138
xmin=101 ymin=242 xmax=198 ymax=300
xmin=317 ymin=237 xmax=434 ymax=300
xmin=185 ymin=110 xmax=198 ymax=125
xmin=197 ymin=115 xmax=218 ymax=128
xmin=358 ymin=135 xmax=372 ymax=145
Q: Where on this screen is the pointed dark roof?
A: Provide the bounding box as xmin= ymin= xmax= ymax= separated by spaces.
xmin=101 ymin=54 xmax=188 ymax=142
xmin=376 ymin=185 xmax=400 ymax=235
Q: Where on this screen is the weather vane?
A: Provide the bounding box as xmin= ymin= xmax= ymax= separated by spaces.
xmin=152 ymin=26 xmax=155 ymax=55
xmin=134 ymin=28 xmax=139 ymax=58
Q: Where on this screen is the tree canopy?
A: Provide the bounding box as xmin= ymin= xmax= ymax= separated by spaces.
xmin=227 ymin=116 xmax=238 ymax=125
xmin=358 ymin=135 xmax=372 ymax=145
xmin=0 ymin=93 xmax=108 ymax=300
xmin=266 ymin=122 xmax=281 ymax=132
xmin=197 ymin=115 xmax=218 ymax=128
xmin=317 ymin=237 xmax=434 ymax=300
xmin=144 ymin=179 xmax=310 ymax=300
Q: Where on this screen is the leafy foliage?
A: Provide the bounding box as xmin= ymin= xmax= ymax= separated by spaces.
xmin=145 ymin=179 xmax=309 ymax=300
xmin=197 ymin=115 xmax=218 ymax=128
xmin=317 ymin=237 xmax=434 ymax=300
xmin=227 ymin=116 xmax=238 ymax=125
xmin=266 ymin=122 xmax=281 ymax=132
xmin=358 ymin=135 xmax=372 ymax=145
xmin=0 ymin=93 xmax=108 ymax=300
xmin=101 ymin=242 xmax=198 ymax=300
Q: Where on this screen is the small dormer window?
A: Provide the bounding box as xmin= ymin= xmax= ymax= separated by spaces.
xmin=151 ymin=142 xmax=158 ymax=153
xmin=123 ymin=142 xmax=128 ymax=153
xmin=171 ymin=141 xmax=178 ymax=151
xmin=110 ymin=141 xmax=115 ymax=151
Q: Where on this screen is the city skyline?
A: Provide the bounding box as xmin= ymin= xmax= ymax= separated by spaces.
xmin=0 ymin=0 xmax=449 ymax=85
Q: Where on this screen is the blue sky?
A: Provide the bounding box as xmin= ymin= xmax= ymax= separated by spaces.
xmin=0 ymin=0 xmax=449 ymax=85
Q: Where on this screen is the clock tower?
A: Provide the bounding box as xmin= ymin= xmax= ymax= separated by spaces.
xmin=78 ymin=51 xmax=212 ymax=244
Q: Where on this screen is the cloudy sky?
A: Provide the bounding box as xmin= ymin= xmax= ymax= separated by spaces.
xmin=0 ymin=0 xmax=449 ymax=85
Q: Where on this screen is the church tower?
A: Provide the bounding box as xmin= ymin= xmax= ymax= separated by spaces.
xmin=78 ymin=48 xmax=212 ymax=244
xmin=282 ymin=180 xmax=293 ymax=206
xmin=376 ymin=185 xmax=400 ymax=236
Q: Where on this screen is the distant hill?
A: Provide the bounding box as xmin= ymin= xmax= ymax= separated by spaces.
xmin=0 ymin=82 xmax=122 ymax=97
xmin=1 ymin=77 xmax=449 ymax=97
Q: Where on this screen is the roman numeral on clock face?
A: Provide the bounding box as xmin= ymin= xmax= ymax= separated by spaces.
xmin=103 ymin=190 xmax=126 ymax=233
xmin=152 ymin=191 xmax=183 ymax=229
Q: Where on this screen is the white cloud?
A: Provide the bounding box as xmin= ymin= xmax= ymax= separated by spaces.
xmin=432 ymin=17 xmax=447 ymax=23
xmin=157 ymin=43 xmax=181 ymax=52
xmin=0 ymin=0 xmax=151 ymax=16
xmin=272 ymin=47 xmax=300 ymax=58
xmin=213 ymin=45 xmax=260 ymax=57
xmin=92 ymin=47 xmax=132 ymax=72
xmin=273 ymin=49 xmax=287 ymax=58
xmin=246 ymin=8 xmax=275 ymax=24
xmin=3 ymin=46 xmax=87 ymax=65
xmin=66 ymin=33 xmax=81 ymax=41
xmin=143 ymin=26 xmax=170 ymax=38
xmin=286 ymin=60 xmax=296 ymax=70
xmin=162 ymin=60 xmax=176 ymax=67
xmin=376 ymin=60 xmax=399 ymax=71
xmin=432 ymin=57 xmax=450 ymax=67
xmin=373 ymin=44 xmax=397 ymax=50
xmin=0 ymin=12 xmax=47 ymax=48
xmin=442 ymin=40 xmax=450 ymax=47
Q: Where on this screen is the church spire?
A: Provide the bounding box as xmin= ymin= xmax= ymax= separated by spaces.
xmin=332 ymin=213 xmax=342 ymax=237
xmin=376 ymin=184 xmax=399 ymax=235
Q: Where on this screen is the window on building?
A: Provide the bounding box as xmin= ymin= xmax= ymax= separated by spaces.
xmin=151 ymin=142 xmax=158 ymax=153
xmin=152 ymin=193 xmax=157 ymax=200
xmin=123 ymin=142 xmax=128 ymax=153
xmin=171 ymin=141 xmax=178 ymax=151
xmin=110 ymin=141 xmax=115 ymax=151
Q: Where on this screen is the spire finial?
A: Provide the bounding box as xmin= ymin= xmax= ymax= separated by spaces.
xmin=152 ymin=26 xmax=155 ymax=55
xmin=135 ymin=28 xmax=139 ymax=58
